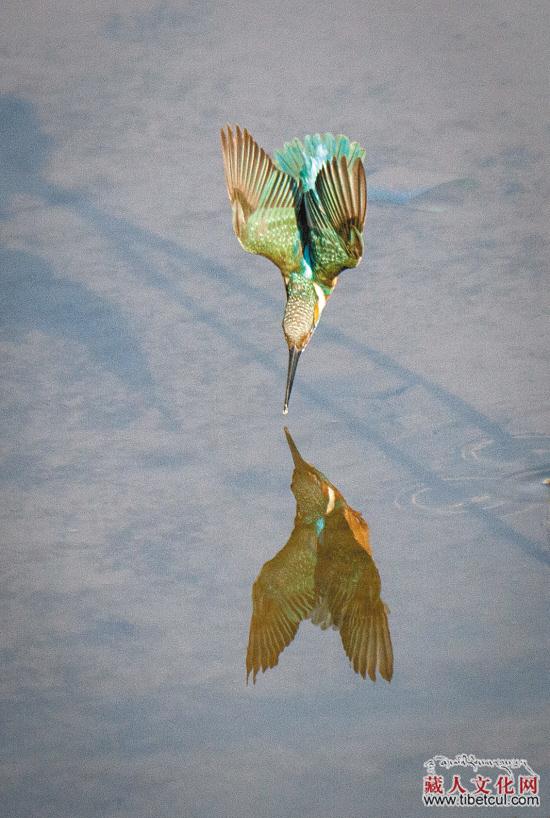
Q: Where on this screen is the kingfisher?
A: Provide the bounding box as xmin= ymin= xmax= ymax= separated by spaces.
xmin=246 ymin=428 xmax=393 ymax=683
xmin=220 ymin=126 xmax=367 ymax=413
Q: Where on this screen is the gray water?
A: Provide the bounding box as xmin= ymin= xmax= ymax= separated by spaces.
xmin=1 ymin=2 xmax=549 ymax=816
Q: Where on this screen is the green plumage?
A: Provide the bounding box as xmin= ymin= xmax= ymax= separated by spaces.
xmin=220 ymin=125 xmax=367 ymax=410
xmin=240 ymin=207 xmax=302 ymax=276
xmin=221 ymin=126 xmax=366 ymax=287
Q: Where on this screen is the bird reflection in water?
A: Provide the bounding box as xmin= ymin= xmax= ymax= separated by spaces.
xmin=246 ymin=429 xmax=393 ymax=684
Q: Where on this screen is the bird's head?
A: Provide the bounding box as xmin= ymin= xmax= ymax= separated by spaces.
xmin=282 ymin=277 xmax=328 ymax=413
xmin=284 ymin=427 xmax=343 ymax=524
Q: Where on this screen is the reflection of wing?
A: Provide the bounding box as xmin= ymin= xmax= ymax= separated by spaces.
xmin=220 ymin=125 xmax=303 ymax=279
xmin=316 ymin=507 xmax=393 ymax=681
xmin=246 ymin=525 xmax=317 ymax=683
xmin=304 ymin=157 xmax=366 ymax=287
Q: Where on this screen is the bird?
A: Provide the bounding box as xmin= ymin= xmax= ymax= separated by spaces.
xmin=220 ymin=126 xmax=367 ymax=413
xmin=246 ymin=428 xmax=393 ymax=684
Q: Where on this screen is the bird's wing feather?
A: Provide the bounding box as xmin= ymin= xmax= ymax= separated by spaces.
xmin=304 ymin=157 xmax=367 ymax=287
xmin=315 ymin=507 xmax=393 ymax=681
xmin=246 ymin=526 xmax=317 ymax=683
xmin=221 ymin=125 xmax=303 ymax=278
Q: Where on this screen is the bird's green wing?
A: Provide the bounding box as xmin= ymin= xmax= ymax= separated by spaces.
xmin=246 ymin=525 xmax=317 ymax=683
xmin=304 ymin=156 xmax=367 ymax=289
xmin=221 ymin=125 xmax=303 ymax=279
xmin=315 ymin=506 xmax=393 ymax=681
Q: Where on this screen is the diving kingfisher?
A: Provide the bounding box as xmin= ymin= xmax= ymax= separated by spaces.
xmin=220 ymin=126 xmax=367 ymax=413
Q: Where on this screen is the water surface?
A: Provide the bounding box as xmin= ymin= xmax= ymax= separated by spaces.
xmin=1 ymin=2 xmax=549 ymax=816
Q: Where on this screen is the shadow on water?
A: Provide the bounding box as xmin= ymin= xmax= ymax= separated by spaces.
xmin=0 ymin=95 xmax=53 ymax=217
xmin=247 ymin=428 xmax=393 ymax=684
xmin=2 ymin=93 xmax=548 ymax=565
xmin=0 ymin=246 xmax=154 ymax=393
xmin=0 ymin=94 xmax=176 ymax=426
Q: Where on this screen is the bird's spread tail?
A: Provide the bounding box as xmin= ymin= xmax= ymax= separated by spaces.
xmin=274 ymin=133 xmax=365 ymax=190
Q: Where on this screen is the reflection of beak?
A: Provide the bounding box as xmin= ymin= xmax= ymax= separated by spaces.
xmin=283 ymin=427 xmax=307 ymax=468
xmin=283 ymin=347 xmax=301 ymax=415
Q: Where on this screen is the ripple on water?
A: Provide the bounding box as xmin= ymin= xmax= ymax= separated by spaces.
xmin=393 ymin=434 xmax=550 ymax=553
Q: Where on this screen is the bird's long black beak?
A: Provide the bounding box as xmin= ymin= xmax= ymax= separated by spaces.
xmin=283 ymin=347 xmax=301 ymax=415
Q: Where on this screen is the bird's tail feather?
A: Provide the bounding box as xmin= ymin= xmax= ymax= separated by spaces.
xmin=274 ymin=133 xmax=365 ymax=185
